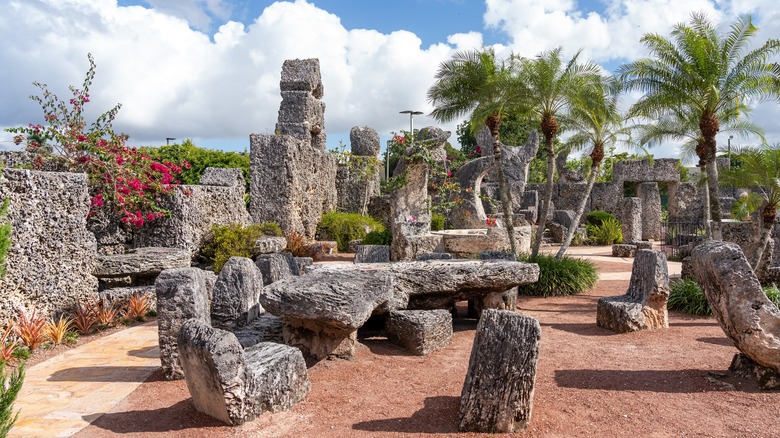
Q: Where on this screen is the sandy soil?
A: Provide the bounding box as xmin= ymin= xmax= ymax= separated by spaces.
xmin=77 ymin=258 xmax=780 ymax=437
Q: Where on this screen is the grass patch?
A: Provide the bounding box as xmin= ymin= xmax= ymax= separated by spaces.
xmin=518 ymin=253 xmax=599 ymax=297
xmin=669 ymin=279 xmax=780 ymax=316
xmin=318 ymin=211 xmax=385 ymax=252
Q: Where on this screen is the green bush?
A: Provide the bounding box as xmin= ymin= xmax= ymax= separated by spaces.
xmin=140 ymin=139 xmax=250 ymax=188
xmin=0 ymin=362 xmax=24 ymax=436
xmin=517 ymin=253 xmax=599 ymax=297
xmin=585 ymin=210 xmax=616 ymax=226
xmin=586 ymin=217 xmax=623 ymax=245
xmin=668 ymin=279 xmax=711 ymax=316
xmin=318 ymin=212 xmax=385 ymax=252
xmin=431 ymin=213 xmax=445 ymax=231
xmin=362 ymin=228 xmax=392 ymax=246
xmin=199 ymin=222 xmax=282 ymax=273
xmin=670 ymin=279 xmax=780 ymax=316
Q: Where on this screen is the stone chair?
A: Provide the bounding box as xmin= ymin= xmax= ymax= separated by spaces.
xmin=177 ymin=318 xmax=310 ymax=426
xmin=596 ymin=249 xmax=669 ymax=333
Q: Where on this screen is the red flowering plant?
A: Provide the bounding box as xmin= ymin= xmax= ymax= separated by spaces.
xmin=5 ymin=54 xmax=189 ymax=226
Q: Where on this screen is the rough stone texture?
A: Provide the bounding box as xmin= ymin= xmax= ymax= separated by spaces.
xmin=94 ymin=247 xmax=191 ymax=283
xmin=210 ymin=257 xmax=265 ymax=330
xmin=350 ymin=126 xmax=380 ymax=157
xmin=448 ymin=156 xmax=493 ymax=229
xmin=390 ymin=160 xmax=431 ymax=261
xmin=367 ymin=194 xmax=392 ymax=229
xmin=546 ymin=222 xmax=567 ymax=244
xmin=335 ymin=159 xmax=381 ymax=215
xmin=250 ymin=59 xmax=336 ymax=240
xmin=635 ymin=241 xmax=653 ymax=250
xmin=198 ymin=167 xmax=245 ymax=188
xmin=597 ymin=250 xmax=670 ymax=333
xmin=476 ymin=251 xmax=519 ymax=315
xmin=729 ymin=353 xmax=780 ymax=390
xmin=254 ymin=236 xmax=287 ymax=255
xmin=255 ymin=253 xmax=300 ymax=286
xmin=0 ymin=169 xmax=98 ymax=325
xmin=415 ymin=252 xmax=452 ymax=261
xmin=459 ymin=310 xmax=541 ymax=433
xmin=232 ymin=313 xmax=284 ymax=348
xmin=590 ymin=182 xmax=623 ymax=218
xmin=637 ymin=182 xmax=662 ymax=240
xmin=354 ymin=245 xmax=390 ymax=263
xmin=294 ymin=257 xmax=313 ymax=275
xmin=553 ymin=183 xmax=588 ymax=212
xmin=386 ymin=309 xmax=453 ymax=355
xmin=691 ymin=241 xmax=780 ymax=372
xmin=622 ymin=197 xmax=643 ymax=244
xmin=438 ymin=227 xmax=532 ymax=258
xmin=667 ymin=182 xmax=703 ymax=223
xmin=156 ymin=268 xmax=211 ymax=380
xmin=134 ymin=181 xmax=250 ymax=256
xmin=177 ymin=319 xmax=310 ymax=426
xmin=391 ymin=233 xmax=443 ymax=262
xmin=612 ymin=244 xmax=637 ymax=258
xmin=553 ymin=210 xmax=576 ymax=229
xmin=612 ymin=158 xmax=680 ymax=183
xmin=261 ymin=260 xmax=539 ymax=359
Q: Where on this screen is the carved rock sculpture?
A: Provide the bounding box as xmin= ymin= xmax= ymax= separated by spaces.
xmin=210 ymin=257 xmax=264 ymax=330
xmin=597 ymin=250 xmax=670 ymax=333
xmin=386 ymin=309 xmax=453 ymax=356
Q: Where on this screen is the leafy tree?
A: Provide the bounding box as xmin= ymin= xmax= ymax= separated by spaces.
xmin=520 ymin=48 xmax=601 ymax=257
xmin=619 ymin=13 xmax=780 ymax=238
xmin=0 ymin=362 xmax=24 ymax=436
xmin=428 ymin=49 xmax=530 ymax=254
xmin=720 ymin=144 xmax=780 ymax=268
xmin=140 ymin=139 xmax=250 ymax=189
xmin=556 ymin=79 xmax=631 ymax=258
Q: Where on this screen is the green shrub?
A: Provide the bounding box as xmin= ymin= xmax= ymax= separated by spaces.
xmin=199 ymin=222 xmax=282 ymax=273
xmin=668 ymin=279 xmax=711 ymax=316
xmin=586 ymin=217 xmax=623 ymax=245
xmin=761 ymin=284 xmax=780 ymax=308
xmin=362 ymin=228 xmax=392 ymax=246
xmin=517 ymin=253 xmax=598 ymax=297
xmin=318 ymin=212 xmax=385 ymax=251
xmin=585 ymin=210 xmax=616 ymax=226
xmin=140 ymin=139 xmax=250 ymax=188
xmin=0 ymin=362 xmax=24 ymax=436
xmin=431 ymin=213 xmax=445 ymax=231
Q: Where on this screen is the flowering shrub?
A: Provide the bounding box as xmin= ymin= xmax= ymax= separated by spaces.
xmin=5 ymin=53 xmax=188 ymax=226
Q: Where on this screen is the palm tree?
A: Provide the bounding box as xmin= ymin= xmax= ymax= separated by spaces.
xmin=619 ymin=13 xmax=780 ymax=239
xmin=428 ymin=49 xmax=530 ymax=254
xmin=520 ymin=48 xmax=602 ymax=257
xmin=719 ymin=144 xmax=780 ymax=269
xmin=556 ymin=79 xmax=630 ymax=258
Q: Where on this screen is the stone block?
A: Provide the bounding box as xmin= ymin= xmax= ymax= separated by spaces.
xmin=354 ymin=245 xmax=390 ymax=263
xmin=637 ymin=182 xmax=662 ymax=240
xmin=553 ymin=210 xmax=576 ymax=229
xmin=612 ymin=244 xmax=637 ymax=258
xmin=621 ymin=197 xmax=642 ymax=244
xmin=415 ymin=252 xmax=452 ymax=261
xmin=156 ymin=267 xmax=211 ymax=380
xmin=254 ymin=236 xmax=287 ymax=254
xmin=294 ymin=257 xmax=313 ymax=275
xmin=350 ymin=126 xmax=380 ymax=157
xmin=279 ymin=58 xmax=323 ymax=97
xmin=729 ymin=353 xmax=780 ymax=390
xmin=177 ymin=319 xmax=310 ymax=425
xmin=94 ymin=247 xmax=191 ymax=282
xmin=255 ymin=253 xmax=299 ymax=286
xmin=0 ymin=169 xmax=98 ymax=323
xmin=199 ymin=167 xmax=245 ymax=188
xmin=386 ymin=309 xmax=453 ymax=355
xmin=232 ymin=313 xmax=284 ymax=348
xmin=277 ymin=91 xmax=323 ymax=132
xmin=667 ymin=182 xmax=703 ymax=223
xmin=459 ymin=310 xmax=541 ymax=433
xmin=612 ymin=158 xmax=680 ymax=183
xmin=336 ymin=161 xmax=381 ymax=214
xmin=597 ymin=250 xmax=670 ymax=333
xmin=210 ymin=257 xmax=264 ymax=330
xmin=590 ymin=182 xmax=622 ymax=217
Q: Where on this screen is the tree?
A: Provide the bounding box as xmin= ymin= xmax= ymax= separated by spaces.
xmin=619 ymin=13 xmax=780 ymax=239
xmin=428 ymin=49 xmax=530 ymax=254
xmin=720 ymin=144 xmax=780 ymax=268
xmin=0 ymin=362 xmax=24 ymax=436
xmin=556 ymin=79 xmax=630 ymax=258
xmin=520 ymin=48 xmax=601 ymax=257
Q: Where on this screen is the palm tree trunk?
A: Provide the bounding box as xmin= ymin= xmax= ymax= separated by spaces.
xmin=532 ymin=133 xmax=556 ymax=257
xmin=556 ymin=163 xmax=599 ymax=259
xmin=699 ymin=165 xmax=712 ymax=239
xmin=752 ymin=204 xmax=776 ymax=270
xmin=706 ymin=160 xmax=722 ymax=240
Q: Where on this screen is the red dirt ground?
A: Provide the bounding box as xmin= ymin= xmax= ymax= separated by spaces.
xmin=77 ymin=258 xmax=780 ymax=437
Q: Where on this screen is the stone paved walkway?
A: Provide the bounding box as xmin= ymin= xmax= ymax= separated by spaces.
xmin=8 ymin=245 xmax=679 ymax=437
xmin=9 ymin=322 xmax=160 ymax=437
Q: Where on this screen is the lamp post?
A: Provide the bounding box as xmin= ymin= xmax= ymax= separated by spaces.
xmin=728 ymin=135 xmax=733 ymax=166
xmin=166 ymin=137 xmax=176 ymax=145
xmin=391 ymin=110 xmax=423 ymax=179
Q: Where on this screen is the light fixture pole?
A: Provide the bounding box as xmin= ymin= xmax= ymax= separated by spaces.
xmin=391 ymin=110 xmax=423 ymax=179
xmin=727 ymin=135 xmax=733 ymax=165
xmin=166 ymin=137 xmax=176 ymax=145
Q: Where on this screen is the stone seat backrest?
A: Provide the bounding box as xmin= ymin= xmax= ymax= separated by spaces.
xmin=626 ymin=249 xmax=669 ymax=304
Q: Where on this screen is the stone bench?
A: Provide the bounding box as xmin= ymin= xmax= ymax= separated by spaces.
xmin=177 ymin=319 xmax=310 ymax=425
xmin=386 ymin=309 xmax=452 ymax=355
xmin=597 ymin=249 xmax=670 ymax=333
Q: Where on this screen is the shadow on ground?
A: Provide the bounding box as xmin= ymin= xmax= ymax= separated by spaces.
xmin=48 ymin=366 xmax=157 ymax=382
xmin=86 ymin=399 xmax=225 ymax=433
xmin=555 ymin=369 xmax=760 ymax=393
xmin=351 ymin=396 xmax=460 ymax=433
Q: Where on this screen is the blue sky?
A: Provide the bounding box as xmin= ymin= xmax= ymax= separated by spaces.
xmin=1 ymin=0 xmax=779 ymax=161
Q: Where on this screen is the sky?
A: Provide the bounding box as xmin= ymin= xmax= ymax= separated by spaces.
xmin=1 ymin=0 xmax=779 ymax=162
